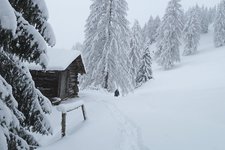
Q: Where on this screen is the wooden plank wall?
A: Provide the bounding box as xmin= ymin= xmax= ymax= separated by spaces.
xmin=30 ymin=55 xmax=86 ymax=101
xmin=31 ymin=70 xmax=59 ymax=99
xmin=66 ymin=56 xmax=85 ymax=97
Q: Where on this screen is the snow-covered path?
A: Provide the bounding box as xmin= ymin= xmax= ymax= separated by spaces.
xmin=38 ymin=93 xmax=148 ymax=150
xmin=117 ymin=30 xmax=225 ymax=150
xmin=99 ymin=100 xmax=148 ymax=150
xmin=37 ymin=29 xmax=225 ymax=150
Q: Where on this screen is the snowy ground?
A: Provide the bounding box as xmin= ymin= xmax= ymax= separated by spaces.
xmin=37 ymin=29 xmax=225 ymax=150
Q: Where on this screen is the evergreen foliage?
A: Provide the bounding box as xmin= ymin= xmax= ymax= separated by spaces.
xmin=153 ymin=16 xmax=161 ymax=42
xmin=200 ymin=6 xmax=210 ymax=33
xmin=82 ymin=0 xmax=133 ymax=95
xmin=0 ymin=0 xmax=55 ymax=149
xmin=72 ymin=42 xmax=83 ymax=51
xmin=155 ymin=0 xmax=184 ymax=70
xmin=183 ymin=7 xmax=201 ymax=56
xmin=208 ymin=6 xmax=217 ymax=24
xmin=214 ymin=0 xmax=225 ymax=47
xmin=129 ymin=20 xmax=143 ymax=86
xmin=143 ymin=16 xmax=161 ymax=45
xmin=136 ymin=41 xmax=152 ymax=87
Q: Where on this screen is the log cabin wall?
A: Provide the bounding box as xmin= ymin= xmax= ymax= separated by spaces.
xmin=31 ymin=70 xmax=60 ymax=99
xmin=30 ymin=55 xmax=86 ymax=102
xmin=58 ymin=70 xmax=69 ymax=99
xmin=66 ymin=56 xmax=84 ymax=97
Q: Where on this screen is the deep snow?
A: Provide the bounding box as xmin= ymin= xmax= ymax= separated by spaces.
xmin=37 ymin=29 xmax=225 ymax=150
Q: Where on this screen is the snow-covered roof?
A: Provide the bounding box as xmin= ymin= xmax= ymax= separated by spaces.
xmin=27 ymin=48 xmax=82 ymax=71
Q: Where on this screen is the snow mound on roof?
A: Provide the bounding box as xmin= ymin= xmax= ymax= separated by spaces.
xmin=27 ymin=48 xmax=81 ymax=71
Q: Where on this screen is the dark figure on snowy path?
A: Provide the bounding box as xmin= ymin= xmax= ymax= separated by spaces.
xmin=114 ymin=89 xmax=120 ymax=97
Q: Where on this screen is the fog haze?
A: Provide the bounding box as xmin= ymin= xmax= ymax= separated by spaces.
xmin=46 ymin=0 xmax=220 ymax=49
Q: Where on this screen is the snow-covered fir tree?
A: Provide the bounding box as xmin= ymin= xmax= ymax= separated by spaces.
xmin=0 ymin=0 xmax=55 ymax=149
xmin=214 ymin=0 xmax=225 ymax=47
xmin=183 ymin=7 xmax=201 ymax=56
xmin=200 ymin=6 xmax=210 ymax=33
xmin=208 ymin=6 xmax=217 ymax=24
xmin=129 ymin=20 xmax=143 ymax=86
xmin=155 ymin=0 xmax=184 ymax=70
xmin=142 ymin=23 xmax=148 ymax=41
xmin=142 ymin=16 xmax=153 ymax=44
xmin=82 ymin=0 xmax=133 ymax=95
xmin=153 ymin=16 xmax=161 ymax=42
xmin=143 ymin=16 xmax=161 ymax=45
xmin=72 ymin=42 xmax=83 ymax=51
xmin=136 ymin=41 xmax=153 ymax=87
xmin=0 ymin=75 xmax=29 ymax=150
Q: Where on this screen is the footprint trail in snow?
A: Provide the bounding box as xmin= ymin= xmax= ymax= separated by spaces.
xmin=99 ymin=100 xmax=150 ymax=150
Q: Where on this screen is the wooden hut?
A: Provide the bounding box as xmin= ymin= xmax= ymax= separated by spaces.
xmin=27 ymin=49 xmax=86 ymax=104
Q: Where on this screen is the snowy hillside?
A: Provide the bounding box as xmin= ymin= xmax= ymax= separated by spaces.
xmin=37 ymin=29 xmax=225 ymax=150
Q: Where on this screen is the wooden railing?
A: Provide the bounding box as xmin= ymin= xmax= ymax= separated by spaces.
xmin=57 ymin=101 xmax=87 ymax=138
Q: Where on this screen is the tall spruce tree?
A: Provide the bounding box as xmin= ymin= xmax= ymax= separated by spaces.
xmin=214 ymin=0 xmax=225 ymax=47
xmin=143 ymin=16 xmax=154 ymax=44
xmin=200 ymin=6 xmax=210 ymax=33
xmin=208 ymin=6 xmax=217 ymax=24
xmin=183 ymin=7 xmax=201 ymax=56
xmin=0 ymin=0 xmax=55 ymax=149
xmin=143 ymin=16 xmax=161 ymax=45
xmin=153 ymin=16 xmax=161 ymax=42
xmin=82 ymin=0 xmax=133 ymax=95
xmin=155 ymin=0 xmax=184 ymax=70
xmin=129 ymin=20 xmax=143 ymax=86
xmin=136 ymin=41 xmax=152 ymax=87
xmin=142 ymin=23 xmax=148 ymax=44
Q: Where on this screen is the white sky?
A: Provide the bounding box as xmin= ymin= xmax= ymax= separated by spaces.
xmin=45 ymin=0 xmax=220 ymax=49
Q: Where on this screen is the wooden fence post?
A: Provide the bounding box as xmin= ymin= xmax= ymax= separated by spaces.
xmin=81 ymin=105 xmax=87 ymax=120
xmin=58 ymin=102 xmax=87 ymax=138
xmin=61 ymin=113 xmax=66 ymax=137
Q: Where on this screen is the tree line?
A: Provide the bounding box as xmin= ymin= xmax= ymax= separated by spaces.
xmin=1 ymin=0 xmax=225 ymax=149
xmin=81 ymin=0 xmax=224 ymax=95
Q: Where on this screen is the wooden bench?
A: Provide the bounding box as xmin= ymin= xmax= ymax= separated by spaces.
xmin=57 ymin=100 xmax=87 ymax=138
